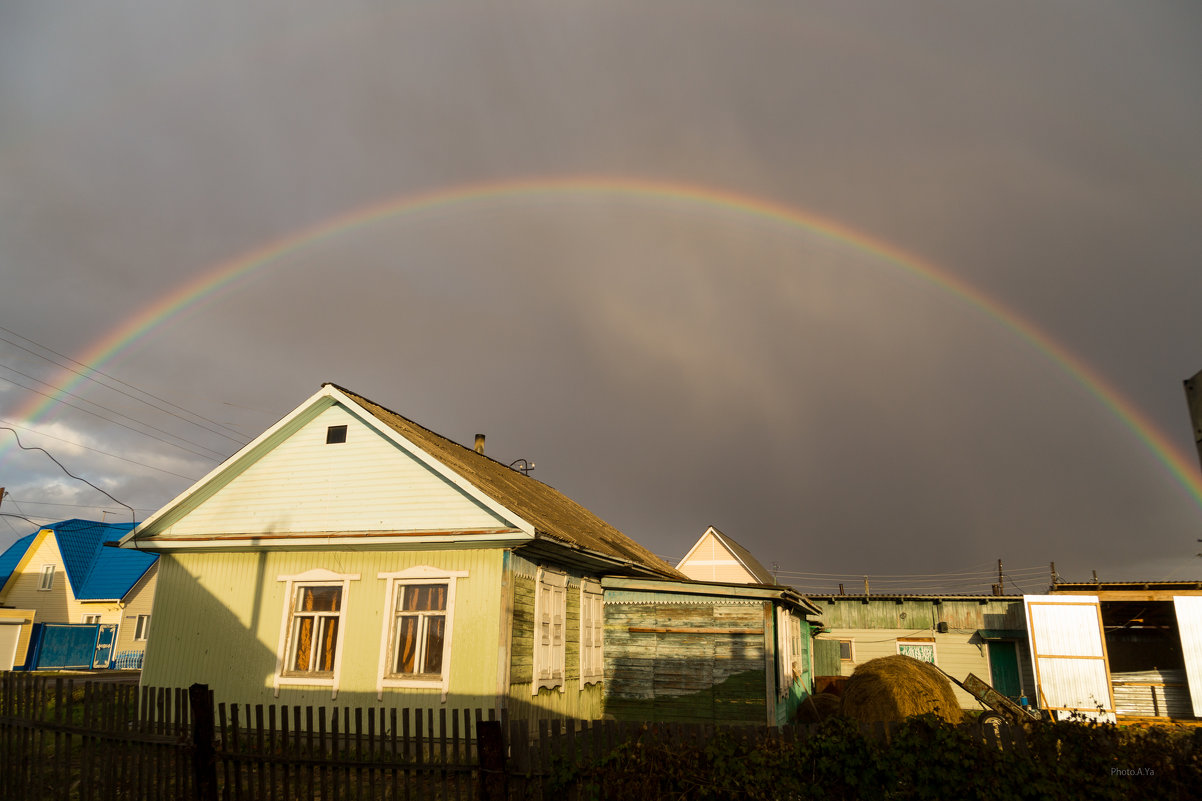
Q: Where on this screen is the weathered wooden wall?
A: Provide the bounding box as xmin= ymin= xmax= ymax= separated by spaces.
xmin=505 ymin=554 xmax=603 ymax=722
xmin=603 ymin=599 xmax=768 ymax=724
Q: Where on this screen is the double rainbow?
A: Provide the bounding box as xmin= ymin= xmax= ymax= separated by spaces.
xmin=7 ymin=175 xmax=1201 ymax=510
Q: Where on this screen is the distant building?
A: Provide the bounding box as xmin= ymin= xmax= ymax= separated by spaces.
xmin=809 ymin=593 xmax=1034 ymax=712
xmin=0 ymin=519 xmax=157 ymax=670
xmin=676 ymin=525 xmax=776 ymax=585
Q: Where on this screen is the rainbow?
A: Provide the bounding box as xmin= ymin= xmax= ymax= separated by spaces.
xmin=7 ymin=175 xmax=1202 ymax=508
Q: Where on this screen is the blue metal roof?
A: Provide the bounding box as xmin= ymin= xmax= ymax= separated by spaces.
xmin=0 ymin=532 xmax=36 ymax=590
xmin=2 ymin=519 xmax=155 ymax=601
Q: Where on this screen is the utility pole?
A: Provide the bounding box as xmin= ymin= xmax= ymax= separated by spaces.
xmin=997 ymin=559 xmax=1004 ymax=595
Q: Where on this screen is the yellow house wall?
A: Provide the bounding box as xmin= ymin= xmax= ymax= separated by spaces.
xmin=141 ymin=549 xmax=505 ymax=712
xmin=112 ymin=563 xmax=158 ymax=659
xmin=1 ymin=532 xmax=73 ymax=622
xmin=816 ymin=629 xmax=992 ymax=710
xmin=0 ymin=608 xmax=36 ymax=668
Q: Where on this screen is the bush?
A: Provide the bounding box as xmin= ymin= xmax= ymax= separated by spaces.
xmin=548 ymin=716 xmax=1202 ymax=800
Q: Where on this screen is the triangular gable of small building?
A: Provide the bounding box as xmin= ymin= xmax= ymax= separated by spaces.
xmin=677 ymin=526 xmax=776 ymax=585
xmin=127 ymin=387 xmax=530 ymax=547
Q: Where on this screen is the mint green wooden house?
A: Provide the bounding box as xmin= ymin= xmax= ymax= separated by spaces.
xmin=122 ymin=384 xmax=681 ymax=721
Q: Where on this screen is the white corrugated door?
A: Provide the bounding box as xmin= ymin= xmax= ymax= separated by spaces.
xmin=1024 ymin=595 xmax=1115 ymax=722
xmin=1172 ymin=596 xmax=1202 ymax=717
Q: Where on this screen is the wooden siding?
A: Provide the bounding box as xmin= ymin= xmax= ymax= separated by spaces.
xmin=505 ymin=554 xmax=603 ymax=721
xmin=159 ymin=404 xmax=510 ymax=537
xmin=604 ymin=601 xmax=767 ymax=724
xmin=141 ymin=549 xmax=504 ymax=712
xmin=676 ymin=531 xmax=756 ymax=584
xmin=813 ymin=597 xmax=1026 ymax=631
xmin=1 ymin=533 xmax=71 ymax=623
xmin=112 ymin=563 xmax=157 ymax=659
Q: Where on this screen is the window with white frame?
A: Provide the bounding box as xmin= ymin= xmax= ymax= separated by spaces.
xmin=39 ymin=565 xmax=54 ymax=591
xmin=897 ymin=638 xmax=936 ymax=663
xmin=82 ymin=614 xmax=102 ymax=625
xmin=284 ymin=585 xmax=343 ymax=676
xmin=134 ymin=614 xmax=151 ymax=641
xmin=274 ymin=568 xmax=359 ymax=696
xmin=376 ymin=566 xmax=467 ymax=701
xmin=580 ymin=580 xmax=603 ymax=685
xmin=533 ymin=568 xmax=566 ymax=693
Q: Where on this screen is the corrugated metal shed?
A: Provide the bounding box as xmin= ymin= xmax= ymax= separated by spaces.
xmin=1111 ymin=669 xmax=1192 ymax=718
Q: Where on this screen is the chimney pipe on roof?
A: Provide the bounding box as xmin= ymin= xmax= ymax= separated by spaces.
xmin=474 ymin=434 xmax=485 ymax=454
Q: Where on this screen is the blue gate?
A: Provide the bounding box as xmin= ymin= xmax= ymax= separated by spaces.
xmin=25 ymin=623 xmax=102 ymax=669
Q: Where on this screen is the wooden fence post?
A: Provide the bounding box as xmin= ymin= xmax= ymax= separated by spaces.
xmin=477 ymin=720 xmax=508 ymax=801
xmin=189 ymin=683 xmax=218 ymax=801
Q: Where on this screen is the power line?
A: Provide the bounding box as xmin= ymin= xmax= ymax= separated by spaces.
xmin=0 ymin=326 xmax=249 ymax=443
xmin=0 ymin=367 xmax=229 ymax=461
xmin=0 ymin=426 xmax=135 ymax=524
xmin=5 ymin=497 xmax=160 ymax=513
xmin=0 ymin=418 xmax=204 ymax=481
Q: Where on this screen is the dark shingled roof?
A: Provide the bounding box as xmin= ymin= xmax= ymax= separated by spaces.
xmin=329 ymin=384 xmax=683 ymax=580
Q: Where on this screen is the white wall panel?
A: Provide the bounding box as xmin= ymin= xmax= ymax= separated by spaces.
xmin=1172 ymin=596 xmax=1202 ymax=717
xmin=1024 ymin=595 xmax=1114 ymax=722
xmin=164 ymin=405 xmax=509 ymax=537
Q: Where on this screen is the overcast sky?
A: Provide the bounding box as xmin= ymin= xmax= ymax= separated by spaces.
xmin=2 ymin=2 xmax=1201 ymax=594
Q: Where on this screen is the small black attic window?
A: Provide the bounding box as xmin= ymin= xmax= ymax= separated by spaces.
xmin=326 ymin=425 xmax=348 ymax=444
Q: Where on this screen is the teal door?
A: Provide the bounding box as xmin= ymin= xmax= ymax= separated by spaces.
xmin=92 ymin=624 xmax=117 ymax=668
xmin=988 ymin=641 xmax=1021 ymax=699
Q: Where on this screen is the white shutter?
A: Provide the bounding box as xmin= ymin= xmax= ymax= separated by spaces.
xmin=551 ymin=585 xmax=565 ymax=680
xmin=1024 ymin=595 xmax=1115 ymax=722
xmin=537 ymin=582 xmax=552 ymax=681
xmin=1173 ymin=596 xmax=1202 ymax=718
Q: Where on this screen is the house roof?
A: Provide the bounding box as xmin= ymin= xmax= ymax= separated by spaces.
xmin=0 ymin=519 xmax=154 ymax=601
xmin=678 ymin=525 xmax=777 ymax=585
xmin=0 ymin=532 xmax=36 ymax=590
xmin=333 ymin=385 xmax=682 ymax=579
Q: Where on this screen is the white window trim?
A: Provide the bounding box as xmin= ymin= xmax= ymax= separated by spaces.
xmin=273 ymin=568 xmax=359 ymax=700
xmin=579 ymin=579 xmax=604 ymax=686
xmin=133 ymin=614 xmax=151 ymax=641
xmin=82 ymin=614 xmax=102 ymax=625
xmin=39 ymin=565 xmax=54 ymax=591
xmin=533 ymin=568 xmax=567 ymax=694
xmin=375 ymin=566 xmax=468 ymax=703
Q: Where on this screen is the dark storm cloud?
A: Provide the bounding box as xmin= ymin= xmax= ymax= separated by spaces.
xmin=2 ymin=1 xmax=1201 ymax=590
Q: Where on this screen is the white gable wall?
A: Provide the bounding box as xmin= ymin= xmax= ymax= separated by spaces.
xmin=161 ymin=405 xmax=511 ymax=537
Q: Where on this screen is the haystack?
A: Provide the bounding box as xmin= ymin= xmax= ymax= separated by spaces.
xmin=838 ymin=655 xmax=962 ymax=724
xmin=796 ymin=692 xmax=842 ymax=724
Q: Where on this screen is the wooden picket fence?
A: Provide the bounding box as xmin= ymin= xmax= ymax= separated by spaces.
xmin=1 ymin=672 xmax=1028 ymax=801
xmin=0 ymin=673 xmax=660 ymax=801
